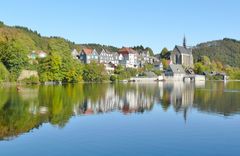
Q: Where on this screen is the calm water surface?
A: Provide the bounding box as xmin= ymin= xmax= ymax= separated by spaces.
xmin=0 ymin=81 xmax=240 ymax=156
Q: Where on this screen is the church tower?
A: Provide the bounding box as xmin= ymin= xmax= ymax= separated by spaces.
xmin=183 ymin=36 xmax=186 ymax=48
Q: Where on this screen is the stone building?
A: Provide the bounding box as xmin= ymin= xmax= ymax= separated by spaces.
xmin=170 ymin=37 xmax=194 ymax=67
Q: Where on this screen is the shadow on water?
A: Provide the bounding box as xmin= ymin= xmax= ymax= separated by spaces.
xmin=0 ymin=81 xmax=240 ymax=140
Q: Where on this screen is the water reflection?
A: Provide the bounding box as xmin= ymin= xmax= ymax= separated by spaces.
xmin=0 ymin=81 xmax=240 ymax=140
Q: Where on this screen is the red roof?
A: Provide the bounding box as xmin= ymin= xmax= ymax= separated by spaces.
xmin=82 ymin=48 xmax=93 ymax=55
xmin=85 ymin=108 xmax=94 ymax=115
xmin=118 ymin=47 xmax=137 ymax=55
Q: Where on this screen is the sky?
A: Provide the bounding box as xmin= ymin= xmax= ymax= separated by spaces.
xmin=0 ymin=0 xmax=240 ymax=53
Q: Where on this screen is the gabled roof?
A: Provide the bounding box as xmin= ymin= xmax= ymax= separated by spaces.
xmin=118 ymin=47 xmax=137 ymax=54
xmin=98 ymin=49 xmax=106 ymax=55
xmin=82 ymin=48 xmax=93 ymax=55
xmin=72 ymin=49 xmax=79 ymax=55
xmin=169 ymin=64 xmax=185 ymax=74
xmin=175 ymin=46 xmax=192 ymax=55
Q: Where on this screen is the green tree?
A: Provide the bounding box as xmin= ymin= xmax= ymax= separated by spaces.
xmin=162 ymin=59 xmax=169 ymax=70
xmin=83 ymin=62 xmax=108 ymax=82
xmin=38 ymin=52 xmax=63 ymax=82
xmin=0 ymin=42 xmax=28 ymax=80
xmin=0 ymin=62 xmax=9 ymax=82
xmin=160 ymin=48 xmax=168 ymax=57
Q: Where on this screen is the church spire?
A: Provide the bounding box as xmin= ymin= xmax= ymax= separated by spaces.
xmin=183 ymin=35 xmax=186 ymax=48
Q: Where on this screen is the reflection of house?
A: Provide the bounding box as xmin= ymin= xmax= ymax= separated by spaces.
xmin=75 ymin=85 xmax=154 ymax=115
xmin=170 ymin=37 xmax=193 ymax=67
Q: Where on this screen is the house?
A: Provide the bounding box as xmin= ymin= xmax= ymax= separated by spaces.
xmin=79 ymin=48 xmax=99 ymax=64
xmin=71 ymin=49 xmax=79 ymax=59
xmin=118 ymin=47 xmax=139 ymax=68
xmin=98 ymin=49 xmax=109 ymax=64
xmin=28 ymin=50 xmax=47 ymax=59
xmin=170 ymin=37 xmax=193 ymax=67
xmin=164 ymin=64 xmax=186 ymax=81
xmin=154 ymin=62 xmax=163 ymax=71
xmin=104 ymin=62 xmax=116 ymax=72
xmin=111 ymin=52 xmax=120 ymax=65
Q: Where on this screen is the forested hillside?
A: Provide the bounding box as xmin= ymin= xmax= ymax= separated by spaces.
xmin=193 ymin=38 xmax=240 ymax=67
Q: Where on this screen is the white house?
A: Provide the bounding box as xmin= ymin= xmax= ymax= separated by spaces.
xmin=118 ymin=47 xmax=139 ymax=68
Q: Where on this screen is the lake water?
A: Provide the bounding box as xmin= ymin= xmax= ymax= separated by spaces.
xmin=0 ymin=81 xmax=240 ymax=156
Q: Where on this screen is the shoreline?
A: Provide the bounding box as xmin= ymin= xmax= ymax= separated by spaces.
xmin=1 ymin=79 xmax=240 ymax=87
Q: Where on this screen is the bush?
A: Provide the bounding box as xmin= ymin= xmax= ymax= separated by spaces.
xmin=0 ymin=62 xmax=9 ymax=82
xmin=83 ymin=62 xmax=108 ymax=82
xmin=152 ymin=70 xmax=162 ymax=76
xmin=21 ymin=76 xmax=40 ymax=84
xmin=110 ymin=75 xmax=117 ymax=82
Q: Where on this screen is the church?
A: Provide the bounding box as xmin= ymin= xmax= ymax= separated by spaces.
xmin=170 ymin=37 xmax=194 ymax=67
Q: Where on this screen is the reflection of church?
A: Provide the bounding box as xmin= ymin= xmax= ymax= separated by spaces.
xmin=164 ymin=82 xmax=195 ymax=121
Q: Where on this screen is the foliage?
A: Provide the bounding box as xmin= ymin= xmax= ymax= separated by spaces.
xmin=152 ymin=70 xmax=162 ymax=76
xmin=113 ymin=65 xmax=138 ymax=80
xmin=110 ymin=75 xmax=117 ymax=82
xmin=21 ymin=76 xmax=40 ymax=84
xmin=193 ymin=38 xmax=240 ymax=68
xmin=143 ymin=63 xmax=154 ymax=71
xmin=38 ymin=52 xmax=63 ymax=82
xmin=161 ymin=59 xmax=169 ymax=70
xmin=132 ymin=45 xmax=154 ymax=56
xmin=0 ymin=41 xmax=28 ymax=80
xmin=0 ymin=62 xmax=9 ymax=82
xmin=160 ymin=47 xmax=168 ymax=57
xmin=83 ymin=62 xmax=108 ymax=82
xmin=80 ymin=43 xmax=119 ymax=52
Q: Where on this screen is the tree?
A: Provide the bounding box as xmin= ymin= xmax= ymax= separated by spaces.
xmin=201 ymin=56 xmax=211 ymax=66
xmin=83 ymin=62 xmax=108 ymax=82
xmin=38 ymin=52 xmax=63 ymax=82
xmin=0 ymin=42 xmax=28 ymax=80
xmin=146 ymin=47 xmax=154 ymax=56
xmin=162 ymin=59 xmax=169 ymax=70
xmin=0 ymin=62 xmax=9 ymax=82
xmin=160 ymin=48 xmax=168 ymax=57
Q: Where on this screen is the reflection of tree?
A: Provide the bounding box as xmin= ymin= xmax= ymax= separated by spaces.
xmin=0 ymin=87 xmax=46 ymax=140
xmin=0 ymin=84 xmax=85 ymax=139
xmin=194 ymin=82 xmax=240 ymax=116
xmin=0 ymin=81 xmax=239 ymax=140
xmin=0 ymin=87 xmax=9 ymax=109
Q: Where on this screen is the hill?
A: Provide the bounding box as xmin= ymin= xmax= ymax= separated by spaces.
xmin=192 ymin=38 xmax=240 ymax=67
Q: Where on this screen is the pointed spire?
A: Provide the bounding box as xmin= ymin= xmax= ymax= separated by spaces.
xmin=183 ymin=35 xmax=186 ymax=48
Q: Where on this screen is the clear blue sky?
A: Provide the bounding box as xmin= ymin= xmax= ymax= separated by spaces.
xmin=0 ymin=0 xmax=239 ymax=53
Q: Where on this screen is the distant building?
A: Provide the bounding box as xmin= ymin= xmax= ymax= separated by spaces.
xmin=111 ymin=52 xmax=120 ymax=65
xmin=71 ymin=49 xmax=79 ymax=59
xmin=79 ymin=48 xmax=99 ymax=64
xmin=154 ymin=62 xmax=163 ymax=71
xmin=28 ymin=50 xmax=47 ymax=59
xmin=118 ymin=47 xmax=139 ymax=68
xmin=170 ymin=37 xmax=193 ymax=67
xmin=165 ymin=64 xmax=186 ymax=81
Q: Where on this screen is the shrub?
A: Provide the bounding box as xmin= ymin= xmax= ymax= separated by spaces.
xmin=21 ymin=76 xmax=40 ymax=84
xmin=0 ymin=62 xmax=9 ymax=82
